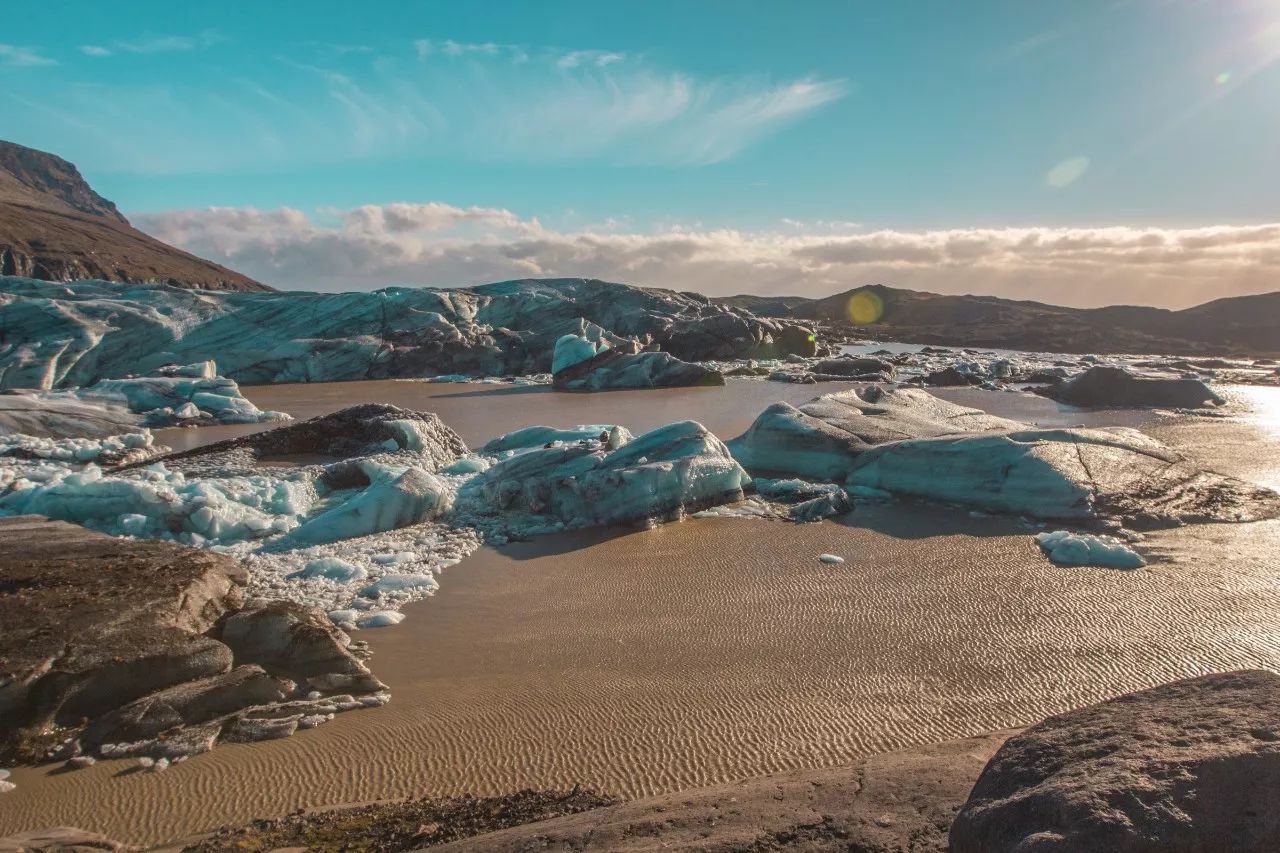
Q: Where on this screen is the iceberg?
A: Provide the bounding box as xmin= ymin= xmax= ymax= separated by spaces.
xmin=551 ymin=333 xmax=724 ymax=391
xmin=728 ymin=386 xmax=1019 ymax=480
xmin=845 ymin=426 xmax=1280 ymax=525
xmin=459 ymin=419 xmax=751 ymax=530
xmin=0 ymin=370 xmax=288 ymax=438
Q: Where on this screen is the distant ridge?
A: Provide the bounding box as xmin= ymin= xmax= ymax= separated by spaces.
xmin=717 ymin=283 xmax=1280 ymax=356
xmin=0 ymin=140 xmax=269 ymax=292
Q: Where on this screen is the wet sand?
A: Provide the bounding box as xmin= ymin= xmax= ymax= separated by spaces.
xmin=4 ymin=383 xmax=1279 ymax=844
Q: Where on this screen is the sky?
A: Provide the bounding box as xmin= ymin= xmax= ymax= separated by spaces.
xmin=3 ymin=0 xmax=1280 ymax=307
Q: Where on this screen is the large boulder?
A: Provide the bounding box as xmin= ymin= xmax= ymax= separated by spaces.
xmin=728 ymin=386 xmax=1019 ymax=480
xmin=0 ymin=516 xmax=246 ymax=760
xmin=80 ymin=665 xmax=291 ymax=751
xmin=951 ymin=670 xmax=1280 ymax=853
xmin=216 ymin=600 xmax=386 ymax=695
xmin=1047 ymin=366 xmax=1226 ymax=408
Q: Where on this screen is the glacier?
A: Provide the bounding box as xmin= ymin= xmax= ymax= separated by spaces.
xmin=0 ymin=276 xmax=818 ymax=389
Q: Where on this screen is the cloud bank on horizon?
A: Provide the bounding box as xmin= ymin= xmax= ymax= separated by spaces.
xmin=137 ymin=204 xmax=1280 ymax=310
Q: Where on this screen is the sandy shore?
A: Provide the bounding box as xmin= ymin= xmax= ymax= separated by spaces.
xmin=5 ymin=506 xmax=1279 ymax=844
xmin=3 ymin=383 xmax=1278 ymax=844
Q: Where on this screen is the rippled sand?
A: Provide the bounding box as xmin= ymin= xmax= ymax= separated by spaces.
xmin=5 ymin=384 xmax=1279 ymax=845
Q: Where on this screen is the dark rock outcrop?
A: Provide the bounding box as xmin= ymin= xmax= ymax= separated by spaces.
xmin=951 ymin=670 xmax=1280 ymax=853
xmin=924 ymin=366 xmax=981 ymax=387
xmin=0 ymin=516 xmax=246 ymax=760
xmin=1045 ymin=365 xmax=1226 ymax=408
xmin=216 ymin=600 xmax=385 ymax=695
xmin=0 ymin=516 xmax=387 ymax=765
xmin=0 ymin=140 xmax=268 ymax=291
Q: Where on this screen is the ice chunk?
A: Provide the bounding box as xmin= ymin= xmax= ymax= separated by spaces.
xmin=1035 ymin=530 xmax=1146 ymax=569
xmin=818 ymin=554 xmax=845 ymax=564
xmin=482 ymin=424 xmax=633 ymax=454
xmin=360 ymin=573 xmax=438 ymax=598
xmin=460 ymin=420 xmax=750 ymax=529
xmin=729 ymin=386 xmax=1019 ymax=480
xmin=293 ymin=558 xmax=367 ymax=581
xmin=358 ymin=611 xmax=407 ymax=628
xmin=290 ymin=463 xmax=451 ymax=545
xmin=552 ymin=333 xmax=610 ymax=374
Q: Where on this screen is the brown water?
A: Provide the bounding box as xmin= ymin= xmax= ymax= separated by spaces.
xmin=4 ymin=381 xmax=1279 ymax=845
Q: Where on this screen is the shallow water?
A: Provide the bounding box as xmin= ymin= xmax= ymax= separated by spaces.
xmin=5 ymin=380 xmax=1279 ymax=845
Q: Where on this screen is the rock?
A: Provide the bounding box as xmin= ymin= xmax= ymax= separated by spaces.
xmin=951 ymin=670 xmax=1280 ymax=853
xmin=728 ymin=385 xmax=1019 ymax=480
xmin=1047 ymin=365 xmax=1226 ymax=408
xmin=0 ymin=826 xmax=128 ymax=852
xmin=216 ymin=600 xmax=386 ymax=695
xmin=551 ymin=339 xmax=724 ymax=391
xmin=0 ymin=516 xmax=246 ymax=760
xmin=924 ymin=366 xmax=981 ymax=386
xmin=80 ymin=665 xmax=291 ymax=752
xmin=813 ymin=356 xmax=895 ymax=377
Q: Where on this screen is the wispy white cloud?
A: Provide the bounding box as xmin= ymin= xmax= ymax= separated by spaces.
xmin=18 ymin=40 xmax=845 ymax=172
xmin=0 ymin=43 xmax=56 ymax=67
xmin=134 ymin=204 xmax=1280 ymax=308
xmin=80 ymin=30 xmax=223 ymax=58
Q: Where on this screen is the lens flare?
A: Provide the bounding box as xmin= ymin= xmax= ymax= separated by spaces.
xmin=846 ymin=290 xmax=884 ymax=325
xmin=1215 ymin=71 xmax=1232 ymax=85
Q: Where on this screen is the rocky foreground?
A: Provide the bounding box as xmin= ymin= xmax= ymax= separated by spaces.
xmin=0 ymin=516 xmax=388 ymax=768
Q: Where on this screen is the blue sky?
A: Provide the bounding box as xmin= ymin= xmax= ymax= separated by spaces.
xmin=3 ymin=1 xmax=1280 ymax=305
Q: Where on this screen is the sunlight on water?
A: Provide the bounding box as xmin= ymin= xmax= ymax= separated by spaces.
xmin=1230 ymin=384 xmax=1280 ymax=489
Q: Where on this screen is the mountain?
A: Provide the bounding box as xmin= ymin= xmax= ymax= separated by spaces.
xmin=0 ymin=140 xmax=268 ymax=292
xmin=718 ymin=284 xmax=1280 ymax=356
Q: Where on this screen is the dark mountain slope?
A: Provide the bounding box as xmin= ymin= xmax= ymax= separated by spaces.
xmin=0 ymin=140 xmax=268 ymax=292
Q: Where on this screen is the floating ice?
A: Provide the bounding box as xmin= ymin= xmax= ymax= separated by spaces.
xmin=1035 ymin=530 xmax=1146 ymax=569
xmin=293 ymin=558 xmax=367 ymax=582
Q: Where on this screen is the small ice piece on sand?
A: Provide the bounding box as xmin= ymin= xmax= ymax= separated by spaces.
xmin=152 ymin=757 xmax=170 ymax=772
xmin=0 ymin=769 xmax=9 ymax=781
xmin=358 ymin=610 xmax=406 ymax=628
xmin=1035 ymin=530 xmax=1146 ymax=569
xmin=292 ymin=557 xmax=367 ymax=582
xmin=137 ymin=757 xmax=155 ymax=769
xmin=67 ymin=756 xmax=96 ymax=769
xmin=0 ymin=780 xmax=14 ymax=794
xmin=818 ymin=553 xmax=845 ymax=564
